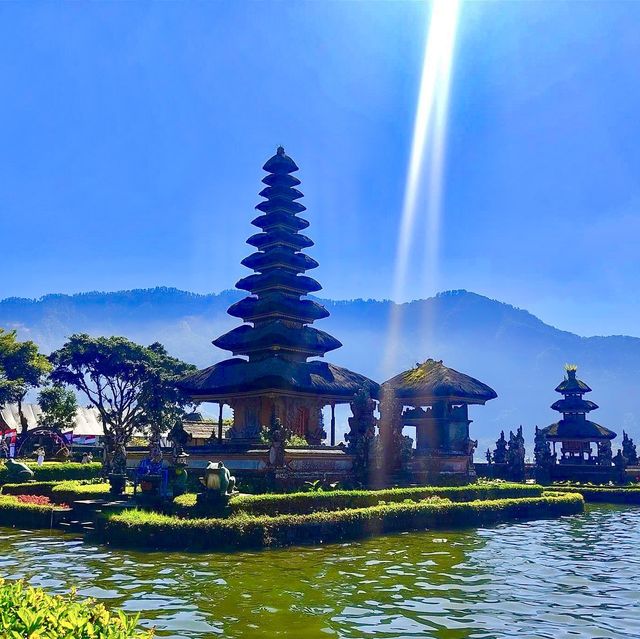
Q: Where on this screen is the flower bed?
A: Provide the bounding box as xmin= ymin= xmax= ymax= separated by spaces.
xmin=0 ymin=461 xmax=102 ymax=484
xmin=0 ymin=495 xmax=70 ymax=528
xmin=173 ymin=481 xmax=543 ymax=518
xmin=103 ymin=492 xmax=583 ymax=551
xmin=545 ymin=485 xmax=640 ymax=504
xmin=0 ymin=578 xmax=151 ymax=638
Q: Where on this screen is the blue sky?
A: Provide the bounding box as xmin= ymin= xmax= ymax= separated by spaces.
xmin=1 ymin=1 xmax=639 ymax=337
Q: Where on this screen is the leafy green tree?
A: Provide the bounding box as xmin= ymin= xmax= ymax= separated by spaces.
xmin=38 ymin=385 xmax=78 ymax=432
xmin=0 ymin=329 xmax=52 ymax=436
xmin=49 ymin=334 xmax=196 ymax=473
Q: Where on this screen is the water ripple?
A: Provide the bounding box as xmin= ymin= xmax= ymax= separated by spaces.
xmin=1 ymin=505 xmax=640 ymax=638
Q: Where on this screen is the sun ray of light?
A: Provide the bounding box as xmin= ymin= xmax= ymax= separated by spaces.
xmin=383 ymin=0 xmax=460 ymax=377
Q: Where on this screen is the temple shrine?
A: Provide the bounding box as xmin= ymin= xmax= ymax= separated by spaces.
xmin=180 ymin=147 xmax=378 ymax=446
xmin=536 ymin=365 xmax=619 ymax=483
xmin=541 ymin=365 xmax=616 ymax=464
xmin=380 ymin=359 xmax=497 ymax=482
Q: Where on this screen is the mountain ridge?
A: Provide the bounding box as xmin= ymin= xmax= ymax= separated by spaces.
xmin=1 ymin=286 xmax=638 ymax=453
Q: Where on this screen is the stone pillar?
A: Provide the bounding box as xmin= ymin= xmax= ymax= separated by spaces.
xmin=330 ymin=403 xmax=336 ymax=446
xmin=217 ymin=402 xmax=224 ymax=442
xmin=377 ymin=389 xmax=403 ymax=475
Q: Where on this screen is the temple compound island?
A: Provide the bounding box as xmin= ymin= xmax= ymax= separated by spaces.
xmin=161 ymin=147 xmax=498 ymax=488
xmin=536 ymin=365 xmax=619 ymax=483
xmin=379 ymin=360 xmax=497 ymax=483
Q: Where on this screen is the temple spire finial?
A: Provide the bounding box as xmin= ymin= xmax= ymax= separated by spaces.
xmin=277 ymin=145 xmax=285 ymax=155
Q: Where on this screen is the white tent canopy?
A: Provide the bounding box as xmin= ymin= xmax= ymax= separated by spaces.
xmin=0 ymin=403 xmax=104 ymax=437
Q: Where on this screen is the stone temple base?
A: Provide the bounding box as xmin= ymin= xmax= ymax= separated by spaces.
xmin=126 ymin=446 xmax=476 ymax=490
xmin=406 ymin=453 xmax=475 ymax=486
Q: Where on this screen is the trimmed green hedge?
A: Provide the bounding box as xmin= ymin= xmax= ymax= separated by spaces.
xmin=0 ymin=495 xmax=70 ymax=528
xmin=1 ymin=480 xmax=58 ymax=496
xmin=546 ymin=485 xmax=640 ymax=504
xmin=51 ymin=480 xmax=115 ymax=504
xmin=173 ymin=482 xmax=543 ymax=518
xmin=104 ymin=492 xmax=583 ymax=551
xmin=1 ymin=479 xmax=129 ymax=504
xmin=0 ymin=461 xmax=102 ymax=483
xmin=0 ymin=578 xmax=152 ymax=638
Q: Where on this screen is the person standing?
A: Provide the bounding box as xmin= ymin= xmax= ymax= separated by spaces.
xmin=36 ymin=446 xmax=45 ymax=466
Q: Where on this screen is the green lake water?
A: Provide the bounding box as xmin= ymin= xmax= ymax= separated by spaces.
xmin=1 ymin=505 xmax=639 ymax=638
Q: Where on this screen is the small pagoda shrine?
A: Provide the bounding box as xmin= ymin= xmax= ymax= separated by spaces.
xmin=180 ymin=147 xmax=377 ymax=445
xmin=541 ymin=365 xmax=616 ymax=467
xmin=379 ymin=359 xmax=497 ymax=482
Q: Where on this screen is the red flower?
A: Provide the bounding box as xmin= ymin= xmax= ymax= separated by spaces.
xmin=17 ymin=494 xmax=52 ymax=506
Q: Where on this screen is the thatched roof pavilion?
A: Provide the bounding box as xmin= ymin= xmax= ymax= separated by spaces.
xmin=382 ymin=359 xmax=497 ymax=405
xmin=379 ymin=360 xmax=496 ymax=482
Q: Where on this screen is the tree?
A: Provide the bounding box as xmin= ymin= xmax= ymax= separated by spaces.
xmin=38 ymin=385 xmax=78 ymax=432
xmin=0 ymin=329 xmax=52 ymax=436
xmin=137 ymin=342 xmax=197 ymax=446
xmin=49 ymin=334 xmax=196 ymax=474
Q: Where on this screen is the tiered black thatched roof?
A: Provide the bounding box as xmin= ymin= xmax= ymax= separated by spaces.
xmin=180 ymin=147 xmax=377 ymax=401
xmin=550 ymin=397 xmax=599 ymax=413
xmin=217 ymin=146 xmax=339 ymax=361
xmin=382 ymin=359 xmax=497 ymax=404
xmin=181 ymin=357 xmax=377 ymax=399
xmin=542 ymin=366 xmax=616 ymax=442
xmin=543 ymin=420 xmax=615 ymax=441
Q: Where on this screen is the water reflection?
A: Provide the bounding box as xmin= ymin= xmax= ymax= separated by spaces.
xmin=1 ymin=506 xmax=639 ymax=638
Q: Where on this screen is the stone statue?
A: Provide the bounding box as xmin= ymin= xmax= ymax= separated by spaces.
xmin=465 ymin=438 xmax=478 ymax=475
xmin=112 ymin=442 xmax=127 ymax=475
xmin=347 ymin=388 xmax=378 ymax=476
xmin=492 ymin=431 xmax=508 ymax=465
xmin=506 ymin=426 xmax=526 ymax=482
xmin=622 ymin=431 xmax=638 ymax=466
xmin=598 ymin=440 xmax=613 ymax=467
xmin=171 ymin=453 xmax=189 ymax=497
xmin=199 ymin=461 xmax=237 ymax=504
xmin=267 ymin=416 xmax=287 ymax=468
xmin=534 ymin=426 xmax=555 ymax=485
xmin=306 ymin=408 xmax=326 ymax=446
xmin=614 ymin=449 xmax=628 ymax=484
xmin=168 ymin=420 xmax=190 ymax=461
xmin=5 ymin=458 xmax=34 ymax=482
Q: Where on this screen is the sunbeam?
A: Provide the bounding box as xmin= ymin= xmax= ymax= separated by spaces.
xmin=383 ymin=0 xmax=461 ymax=376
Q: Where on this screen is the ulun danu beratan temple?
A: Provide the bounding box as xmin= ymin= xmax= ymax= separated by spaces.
xmin=175 ymin=147 xmax=497 ymax=487
xmin=180 ymin=147 xmax=378 ymax=446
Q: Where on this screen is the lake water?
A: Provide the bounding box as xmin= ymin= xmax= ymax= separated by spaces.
xmin=1 ymin=505 xmax=639 ymax=638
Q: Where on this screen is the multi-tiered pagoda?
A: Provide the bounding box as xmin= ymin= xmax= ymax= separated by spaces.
xmin=542 ymin=365 xmax=616 ymax=464
xmin=180 ymin=147 xmax=377 ymax=444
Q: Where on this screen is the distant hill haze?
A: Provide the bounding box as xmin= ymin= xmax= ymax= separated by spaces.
xmin=2 ymin=287 xmax=638 ymax=456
